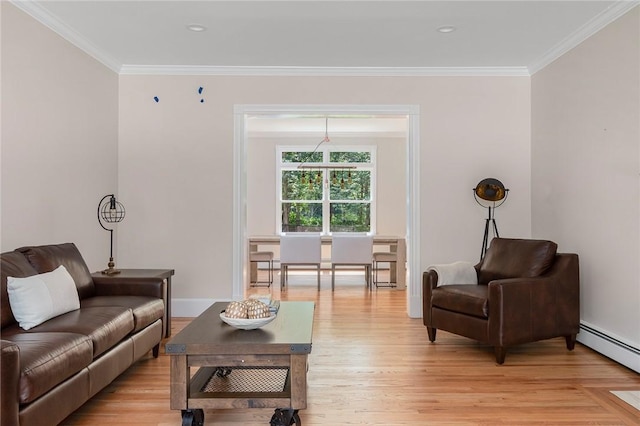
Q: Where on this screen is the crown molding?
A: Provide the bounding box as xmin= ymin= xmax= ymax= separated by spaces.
xmin=10 ymin=0 xmax=122 ymax=73
xmin=528 ymin=1 xmax=640 ymax=75
xmin=119 ymin=65 xmax=530 ymax=77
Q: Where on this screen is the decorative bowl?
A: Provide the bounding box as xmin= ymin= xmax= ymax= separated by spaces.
xmin=219 ymin=312 xmax=277 ymax=330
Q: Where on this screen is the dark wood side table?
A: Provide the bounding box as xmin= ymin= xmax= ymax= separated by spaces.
xmin=91 ymin=269 xmax=175 ymax=338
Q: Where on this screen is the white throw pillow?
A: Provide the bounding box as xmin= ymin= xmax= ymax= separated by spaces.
xmin=7 ymin=265 xmax=80 ymax=330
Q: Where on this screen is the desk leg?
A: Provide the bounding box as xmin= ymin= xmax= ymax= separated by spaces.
xmin=395 ymin=239 xmax=406 ymax=289
xmin=249 ymin=242 xmax=258 ymax=283
xmin=390 ymin=245 xmax=397 ymax=284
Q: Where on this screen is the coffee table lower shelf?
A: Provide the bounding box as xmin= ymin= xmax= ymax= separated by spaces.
xmin=180 ymin=366 xmax=302 ymax=426
xmin=190 ymin=366 xmax=292 ymax=407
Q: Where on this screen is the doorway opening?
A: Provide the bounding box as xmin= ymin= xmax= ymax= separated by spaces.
xmin=233 ymin=105 xmax=422 ymax=317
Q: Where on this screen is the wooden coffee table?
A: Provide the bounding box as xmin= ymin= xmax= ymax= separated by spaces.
xmin=166 ymin=301 xmax=315 ymax=426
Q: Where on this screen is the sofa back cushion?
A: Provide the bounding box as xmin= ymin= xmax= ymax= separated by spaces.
xmin=478 ymin=238 xmax=558 ymax=285
xmin=18 ymin=243 xmax=95 ymax=300
xmin=1 ymin=251 xmax=39 ymax=328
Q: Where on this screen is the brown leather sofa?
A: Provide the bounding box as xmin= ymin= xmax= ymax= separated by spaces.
xmin=1 ymin=243 xmax=166 ymax=426
xmin=423 ymin=238 xmax=580 ymax=364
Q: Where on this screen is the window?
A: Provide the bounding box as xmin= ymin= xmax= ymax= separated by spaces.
xmin=277 ymin=146 xmax=375 ymax=234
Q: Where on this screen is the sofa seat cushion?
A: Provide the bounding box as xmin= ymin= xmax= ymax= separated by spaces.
xmin=432 ymin=284 xmax=489 ymax=318
xmin=1 ymin=331 xmax=93 ymax=404
xmin=81 ymin=296 xmax=164 ymax=333
xmin=23 ymin=307 xmax=134 ymax=358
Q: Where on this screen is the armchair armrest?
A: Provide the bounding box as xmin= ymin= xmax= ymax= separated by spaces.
xmin=422 ymin=270 xmax=439 ymax=326
xmin=487 ymin=253 xmax=580 ymax=347
xmin=422 ymin=262 xmax=480 ymax=326
xmin=487 ymin=277 xmax=548 ymax=346
xmin=1 ymin=340 xmax=20 ymax=425
xmin=92 ymin=276 xmax=165 ymax=299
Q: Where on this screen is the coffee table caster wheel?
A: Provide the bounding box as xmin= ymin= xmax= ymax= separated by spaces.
xmin=270 ymin=408 xmax=300 ymax=426
xmin=181 ymin=409 xmax=204 ymax=426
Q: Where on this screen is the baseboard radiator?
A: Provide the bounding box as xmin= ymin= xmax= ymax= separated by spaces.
xmin=578 ymin=321 xmax=640 ymax=373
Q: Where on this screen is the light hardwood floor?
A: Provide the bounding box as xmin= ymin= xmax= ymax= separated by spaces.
xmin=62 ymin=271 xmax=640 ymax=425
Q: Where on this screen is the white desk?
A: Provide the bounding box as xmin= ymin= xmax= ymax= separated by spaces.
xmin=248 ymin=235 xmax=406 ymax=289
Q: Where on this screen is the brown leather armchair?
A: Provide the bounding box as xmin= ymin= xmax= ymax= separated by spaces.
xmin=422 ymin=238 xmax=580 ymax=364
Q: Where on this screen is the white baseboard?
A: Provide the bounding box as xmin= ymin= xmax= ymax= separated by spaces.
xmin=578 ymin=321 xmax=640 ymax=373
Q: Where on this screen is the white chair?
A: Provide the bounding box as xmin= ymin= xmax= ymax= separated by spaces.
xmin=372 ymin=251 xmax=397 ymax=288
xmin=331 ymin=234 xmax=373 ymax=291
xmin=249 ymin=251 xmax=274 ymax=287
xmin=279 ymin=234 xmax=322 ymax=291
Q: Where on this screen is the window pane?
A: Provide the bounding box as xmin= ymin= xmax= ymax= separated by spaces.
xmin=282 ymin=202 xmax=322 ymax=232
xmin=329 ymin=170 xmax=370 ymax=200
xmin=330 ymin=203 xmax=370 ymax=232
xmin=329 ymin=151 xmax=371 ymax=163
xmin=282 ymin=151 xmax=323 ymax=163
xmin=282 ymin=171 xmax=323 ymax=200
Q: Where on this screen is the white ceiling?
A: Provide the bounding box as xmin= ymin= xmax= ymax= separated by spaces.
xmin=12 ymin=1 xmax=638 ymax=76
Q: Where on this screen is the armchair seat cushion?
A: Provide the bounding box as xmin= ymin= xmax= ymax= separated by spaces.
xmin=432 ymin=284 xmax=489 ymax=318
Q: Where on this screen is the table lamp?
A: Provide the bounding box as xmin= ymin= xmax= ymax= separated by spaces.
xmin=97 ymin=194 xmax=126 ymax=274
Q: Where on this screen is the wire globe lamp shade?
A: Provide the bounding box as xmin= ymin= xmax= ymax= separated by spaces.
xmin=100 ymin=197 xmax=126 ymax=224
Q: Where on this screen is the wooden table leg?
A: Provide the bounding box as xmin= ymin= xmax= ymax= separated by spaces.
xmin=170 ymin=355 xmax=188 ymax=410
xmin=289 ymin=354 xmax=308 ymax=409
xmin=394 ymin=238 xmax=406 ymax=289
xmin=165 ymin=276 xmax=172 ymax=337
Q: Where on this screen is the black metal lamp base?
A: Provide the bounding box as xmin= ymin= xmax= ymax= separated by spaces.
xmin=101 ymin=257 xmax=121 ymax=275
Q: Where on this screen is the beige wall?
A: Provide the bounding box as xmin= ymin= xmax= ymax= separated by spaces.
xmin=0 ymin=3 xmax=119 ymax=268
xmin=532 ymin=7 xmax=640 ymax=368
xmin=118 ymin=75 xmax=531 ymax=301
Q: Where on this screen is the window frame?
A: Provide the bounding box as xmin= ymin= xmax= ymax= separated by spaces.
xmin=276 ymin=145 xmax=376 ymax=235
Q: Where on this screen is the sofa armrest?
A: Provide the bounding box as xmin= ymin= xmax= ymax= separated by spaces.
xmin=92 ymin=276 xmax=165 ymax=299
xmin=1 ymin=340 xmax=20 ymax=425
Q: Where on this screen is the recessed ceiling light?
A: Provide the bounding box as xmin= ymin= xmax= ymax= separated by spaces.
xmin=437 ymin=25 xmax=456 ymax=34
xmin=186 ymin=24 xmax=207 ymax=32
